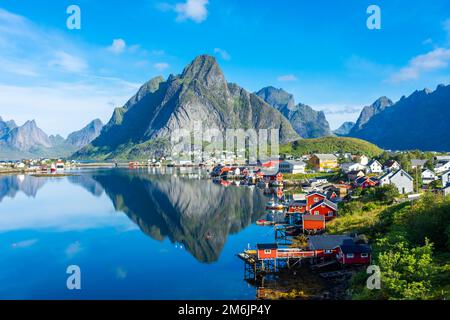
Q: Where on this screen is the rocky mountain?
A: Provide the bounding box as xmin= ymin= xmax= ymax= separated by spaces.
xmin=0 ymin=118 xmax=104 ymax=160
xmin=0 ymin=117 xmax=17 ymax=138
xmin=4 ymin=120 xmax=52 ymax=151
xmin=333 ymin=122 xmax=355 ymax=136
xmin=74 ymin=55 xmax=299 ymax=160
xmin=66 ymin=119 xmax=104 ymax=148
xmin=348 ymin=85 xmax=450 ymax=151
xmin=255 ymin=86 xmax=332 ymax=138
xmin=349 ymin=96 xmax=393 ymax=134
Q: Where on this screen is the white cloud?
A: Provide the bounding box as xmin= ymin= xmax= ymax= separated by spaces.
xmin=11 ymin=239 xmax=38 ymax=249
xmin=389 ymin=48 xmax=450 ymax=82
xmin=153 ymin=62 xmax=170 ymax=71
xmin=214 ymin=48 xmax=231 ymax=61
xmin=174 ymin=0 xmax=209 ymax=23
xmin=0 ymin=80 xmax=139 ymax=136
xmin=108 ymin=38 xmax=127 ymax=54
xmin=277 ymin=74 xmax=298 ymax=82
xmin=65 ymin=241 xmax=83 ymax=259
xmin=49 ymin=51 xmax=88 ymax=73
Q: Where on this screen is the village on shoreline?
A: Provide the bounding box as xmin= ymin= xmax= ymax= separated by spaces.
xmin=1 ymin=148 xmax=450 ymax=299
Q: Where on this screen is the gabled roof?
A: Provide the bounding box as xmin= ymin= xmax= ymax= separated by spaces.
xmin=411 ymin=159 xmax=427 ymax=167
xmin=380 ymin=171 xmax=395 ymax=180
xmin=391 ymin=169 xmax=414 ymax=181
xmin=384 ymin=160 xmax=399 ymax=167
xmin=310 ymin=198 xmax=338 ymax=211
xmin=308 ymin=235 xmax=354 ymax=250
xmin=306 ymin=192 xmax=326 ymax=199
xmin=368 ymin=159 xmax=381 ymax=166
xmin=339 ymin=244 xmax=372 ymax=254
xmin=313 ymin=154 xmax=338 ymax=161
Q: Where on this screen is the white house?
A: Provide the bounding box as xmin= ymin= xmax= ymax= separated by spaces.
xmin=384 ymin=160 xmax=401 ymax=172
xmin=435 ymin=161 xmax=450 ymax=174
xmin=354 ymin=155 xmax=370 ymax=166
xmin=443 ymin=185 xmax=450 ymax=197
xmin=367 ymin=160 xmax=383 ymax=174
xmin=341 ymin=162 xmax=366 ymax=174
xmin=380 ymin=169 xmax=414 ymax=194
xmin=442 ymin=170 xmax=450 ymax=187
xmin=421 ymin=169 xmax=437 ymax=185
xmin=279 ymin=160 xmax=306 ymax=174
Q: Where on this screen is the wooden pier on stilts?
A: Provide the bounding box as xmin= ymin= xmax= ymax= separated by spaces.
xmin=237 ymin=244 xmax=316 ymax=280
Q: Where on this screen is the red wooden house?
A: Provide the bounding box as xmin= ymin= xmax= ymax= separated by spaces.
xmin=302 ymin=215 xmax=325 ymax=233
xmin=336 ymin=244 xmax=372 ymax=265
xmin=309 ymin=199 xmax=338 ymax=221
xmin=256 ymin=243 xmax=278 ymax=260
xmin=305 ymin=192 xmax=326 ymax=211
xmin=287 ymin=200 xmax=306 ymax=213
xmin=354 ymin=176 xmax=378 ymax=189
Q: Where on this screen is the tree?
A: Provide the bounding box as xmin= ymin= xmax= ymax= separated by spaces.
xmin=375 ymin=184 xmax=400 ymax=203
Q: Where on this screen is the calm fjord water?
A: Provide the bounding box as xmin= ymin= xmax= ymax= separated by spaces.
xmin=0 ymin=168 xmax=275 ymax=300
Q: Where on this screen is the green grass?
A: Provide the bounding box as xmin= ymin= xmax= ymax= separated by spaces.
xmin=280 ymin=136 xmax=383 ymax=158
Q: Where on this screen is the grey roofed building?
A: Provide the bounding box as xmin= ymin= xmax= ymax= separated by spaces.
xmin=308 ymin=235 xmax=354 ymax=250
xmin=314 ymin=154 xmax=338 ymax=161
xmin=434 ymin=155 xmax=450 ymax=162
xmin=411 ymin=159 xmax=428 ymax=168
xmin=309 ymin=198 xmax=338 ymax=211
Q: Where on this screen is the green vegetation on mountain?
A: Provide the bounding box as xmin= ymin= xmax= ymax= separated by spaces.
xmin=280 ymin=136 xmax=383 ymax=158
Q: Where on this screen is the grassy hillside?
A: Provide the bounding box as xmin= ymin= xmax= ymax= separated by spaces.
xmin=326 ymin=189 xmax=450 ymax=300
xmin=280 ymin=136 xmax=383 ymax=158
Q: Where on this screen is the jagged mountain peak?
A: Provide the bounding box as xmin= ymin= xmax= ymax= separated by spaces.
xmin=66 ymin=119 xmax=104 ymax=148
xmin=256 ymin=87 xmax=332 ymax=138
xmin=255 ymin=86 xmax=296 ymax=111
xmin=73 ymin=55 xmax=300 ymax=160
xmin=180 ymin=55 xmax=226 ymax=88
xmin=372 ymin=96 xmax=393 ymax=109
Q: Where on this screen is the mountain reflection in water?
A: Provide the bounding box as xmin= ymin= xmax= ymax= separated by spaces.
xmin=0 ymin=168 xmax=267 ymax=263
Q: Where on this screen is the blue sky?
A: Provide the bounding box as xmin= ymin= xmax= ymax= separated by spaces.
xmin=0 ymin=0 xmax=449 ymax=136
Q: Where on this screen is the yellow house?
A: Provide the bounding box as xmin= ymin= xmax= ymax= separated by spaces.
xmin=309 ymin=154 xmax=339 ymax=172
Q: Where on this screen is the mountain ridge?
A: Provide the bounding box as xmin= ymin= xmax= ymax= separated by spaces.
xmin=255 ymin=86 xmax=332 ymax=138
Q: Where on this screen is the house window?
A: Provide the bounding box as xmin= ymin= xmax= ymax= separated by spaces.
xmin=264 ymin=249 xmax=272 ymax=254
xmin=325 ymin=250 xmax=332 ymax=254
xmin=314 ymin=211 xmax=319 ymax=215
xmin=328 ymin=212 xmax=334 ymax=217
xmin=346 ymin=253 xmax=354 ymax=259
xmin=314 ymin=197 xmax=319 ymax=202
xmin=361 ymin=253 xmax=369 ymax=258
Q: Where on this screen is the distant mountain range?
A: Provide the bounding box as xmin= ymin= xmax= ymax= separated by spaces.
xmin=0 ymin=118 xmax=103 ymax=159
xmin=255 ymin=86 xmax=332 ymax=138
xmin=346 ymin=85 xmax=450 ymax=151
xmin=2 ymin=54 xmax=450 ymax=159
xmin=333 ymin=122 xmax=355 ymax=136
